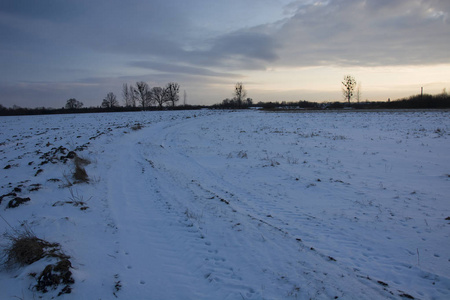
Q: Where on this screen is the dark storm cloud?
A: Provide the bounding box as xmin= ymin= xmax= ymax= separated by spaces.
xmin=1 ymin=0 xmax=449 ymax=107
xmin=209 ymin=31 xmax=279 ymax=62
xmin=1 ymin=0 xmax=448 ymax=72
xmin=1 ymin=0 xmax=279 ymax=70
xmin=166 ymin=30 xmax=280 ymax=72
xmin=0 ymin=0 xmax=85 ymax=22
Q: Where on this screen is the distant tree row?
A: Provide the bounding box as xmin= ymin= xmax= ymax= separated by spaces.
xmin=253 ymin=91 xmax=450 ymax=110
xmin=61 ymin=81 xmax=181 ymax=110
xmin=122 ymin=81 xmax=180 ymax=109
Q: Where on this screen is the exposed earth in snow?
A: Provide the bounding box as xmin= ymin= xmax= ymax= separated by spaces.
xmin=0 ymin=109 xmax=449 ymax=299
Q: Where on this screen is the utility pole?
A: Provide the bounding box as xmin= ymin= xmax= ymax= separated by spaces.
xmin=421 ymin=87 xmax=423 ymax=98
xmin=183 ymin=90 xmax=187 ymax=106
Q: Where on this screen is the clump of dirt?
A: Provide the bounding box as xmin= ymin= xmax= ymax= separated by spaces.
xmin=39 ymin=146 xmax=70 ymax=165
xmin=39 ymin=146 xmax=87 ymax=166
xmin=35 ymin=258 xmax=74 ymax=295
xmin=0 ymin=192 xmax=17 ymax=205
xmin=7 ymin=197 xmax=31 ymax=208
xmin=28 ymin=183 xmax=42 ymax=192
xmin=53 ymin=200 xmax=89 ymax=211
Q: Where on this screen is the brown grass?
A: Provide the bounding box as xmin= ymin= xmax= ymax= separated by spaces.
xmin=73 ymin=156 xmax=90 ymax=183
xmin=73 ymin=164 xmax=89 ymax=182
xmin=2 ymin=227 xmax=74 ymax=295
xmin=2 ymin=228 xmax=59 ymax=268
xmin=131 ymin=123 xmax=143 ymax=131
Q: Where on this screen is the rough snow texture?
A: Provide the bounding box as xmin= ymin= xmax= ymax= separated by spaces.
xmin=0 ymin=110 xmax=449 ymax=299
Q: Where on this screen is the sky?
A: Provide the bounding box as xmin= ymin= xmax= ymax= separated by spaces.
xmin=0 ymin=0 xmax=449 ymax=108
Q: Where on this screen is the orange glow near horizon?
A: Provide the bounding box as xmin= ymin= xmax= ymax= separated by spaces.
xmin=241 ymin=64 xmax=450 ymax=102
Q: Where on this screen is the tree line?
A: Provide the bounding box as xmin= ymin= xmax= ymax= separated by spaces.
xmin=110 ymin=81 xmax=180 ymax=110
xmin=97 ymin=77 xmax=356 ymax=109
xmin=2 ymin=78 xmax=449 ymax=116
xmin=63 ymin=81 xmax=181 ymax=110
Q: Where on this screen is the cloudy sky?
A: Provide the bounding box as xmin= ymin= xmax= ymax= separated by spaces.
xmin=1 ymin=0 xmax=449 ymax=108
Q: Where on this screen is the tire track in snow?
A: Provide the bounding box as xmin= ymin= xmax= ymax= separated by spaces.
xmin=106 ymin=129 xmax=257 ymax=299
xmin=132 ymin=118 xmax=400 ymax=299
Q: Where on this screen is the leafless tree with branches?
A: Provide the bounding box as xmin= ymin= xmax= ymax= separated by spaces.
xmin=134 ymin=81 xmax=152 ymax=109
xmin=165 ymin=82 xmax=180 ymax=107
xmin=151 ymin=87 xmax=167 ymax=108
xmin=234 ymin=82 xmax=247 ymax=107
xmin=101 ymin=92 xmax=119 ymax=108
xmin=342 ymin=75 xmax=356 ymax=104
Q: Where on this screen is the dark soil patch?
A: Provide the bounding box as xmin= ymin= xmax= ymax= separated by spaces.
xmin=47 ymin=178 xmax=61 ymax=183
xmin=7 ymin=197 xmax=31 ymax=208
xmin=53 ymin=200 xmax=89 ymax=211
xmin=29 ymin=183 xmax=42 ymax=192
xmin=0 ymin=192 xmax=17 ymax=205
xmin=36 ymin=258 xmax=74 ymax=295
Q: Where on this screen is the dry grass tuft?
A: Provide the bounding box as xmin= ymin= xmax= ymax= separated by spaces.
xmin=2 ymin=228 xmax=59 ymax=268
xmin=131 ymin=123 xmax=143 ymax=131
xmin=73 ymin=164 xmax=89 ymax=182
xmin=1 ymin=227 xmax=74 ymax=295
xmin=72 ymin=155 xmax=90 ymax=183
xmin=74 ymin=155 xmax=90 ymax=166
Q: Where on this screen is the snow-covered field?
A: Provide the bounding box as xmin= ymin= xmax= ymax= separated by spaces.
xmin=0 ymin=109 xmax=449 ymax=299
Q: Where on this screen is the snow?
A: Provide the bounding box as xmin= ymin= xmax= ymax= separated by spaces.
xmin=0 ymin=110 xmax=449 ymax=299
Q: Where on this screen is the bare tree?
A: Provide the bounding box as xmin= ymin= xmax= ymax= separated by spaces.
xmin=65 ymin=98 xmax=83 ymax=109
xmin=129 ymin=85 xmax=137 ymax=107
xmin=134 ymin=81 xmax=152 ymax=109
xmin=342 ymin=75 xmax=356 ymax=104
xmin=234 ymin=82 xmax=247 ymax=107
xmin=355 ymin=82 xmax=362 ymax=103
xmin=165 ymin=82 xmax=180 ymax=107
xmin=122 ymin=84 xmax=134 ymax=107
xmin=102 ymin=92 xmax=119 ymax=108
xmin=151 ymin=86 xmax=167 ymax=108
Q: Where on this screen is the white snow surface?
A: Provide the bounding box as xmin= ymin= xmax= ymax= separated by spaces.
xmin=0 ymin=110 xmax=449 ymax=299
